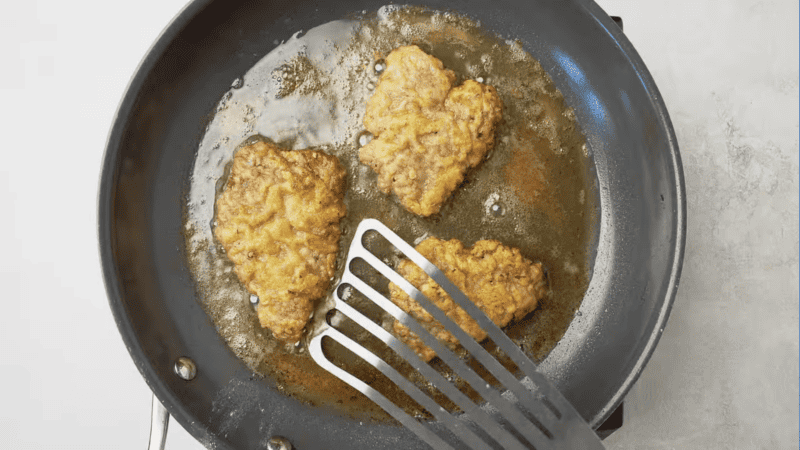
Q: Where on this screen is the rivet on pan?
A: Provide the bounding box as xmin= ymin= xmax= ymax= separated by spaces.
xmin=267 ymin=436 xmax=293 ymax=450
xmin=174 ymin=357 xmax=197 ymax=381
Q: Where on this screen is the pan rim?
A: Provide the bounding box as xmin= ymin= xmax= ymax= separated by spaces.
xmin=578 ymin=0 xmax=686 ymax=429
xmin=97 ymin=0 xmax=224 ymax=447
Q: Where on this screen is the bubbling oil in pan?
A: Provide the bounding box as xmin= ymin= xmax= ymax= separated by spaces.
xmin=184 ymin=6 xmax=599 ymax=422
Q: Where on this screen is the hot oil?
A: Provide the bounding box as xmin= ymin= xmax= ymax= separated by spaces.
xmin=184 ymin=6 xmax=599 ymax=423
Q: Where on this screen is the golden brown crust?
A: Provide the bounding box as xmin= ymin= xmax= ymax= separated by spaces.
xmin=389 ymin=237 xmax=547 ymax=361
xmin=360 ymin=45 xmax=503 ymax=216
xmin=214 ymin=140 xmax=346 ymax=342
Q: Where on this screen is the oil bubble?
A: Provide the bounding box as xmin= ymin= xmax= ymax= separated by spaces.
xmin=250 ymin=294 xmax=259 ymax=304
xmin=490 ymin=203 xmax=505 ymax=217
xmin=374 ymin=60 xmax=386 ymax=74
xmin=483 ymin=192 xmax=505 ymax=218
xmin=357 ymin=131 xmax=374 ymax=147
xmin=326 ymin=309 xmax=343 ymax=327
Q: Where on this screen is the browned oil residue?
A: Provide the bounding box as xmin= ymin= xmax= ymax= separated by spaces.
xmin=505 ymin=139 xmax=564 ymax=228
xmin=184 ymin=5 xmax=599 ymax=424
xmin=270 ymin=347 xmax=389 ymax=418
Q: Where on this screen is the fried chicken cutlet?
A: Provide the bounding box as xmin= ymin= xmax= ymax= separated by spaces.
xmin=389 ymin=237 xmax=547 ymax=362
xmin=214 ymin=140 xmax=346 ymax=342
xmin=360 ymin=45 xmax=503 ymax=216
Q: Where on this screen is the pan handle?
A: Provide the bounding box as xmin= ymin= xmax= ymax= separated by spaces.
xmin=147 ymin=394 xmax=169 ymax=450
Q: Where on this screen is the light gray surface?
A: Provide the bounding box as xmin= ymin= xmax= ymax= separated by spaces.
xmin=598 ymin=1 xmax=799 ymax=448
xmin=0 ymin=0 xmax=796 ymax=449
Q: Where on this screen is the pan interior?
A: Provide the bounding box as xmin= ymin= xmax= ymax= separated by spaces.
xmin=101 ymin=0 xmax=683 ymax=448
xmin=184 ymin=5 xmax=599 ymax=422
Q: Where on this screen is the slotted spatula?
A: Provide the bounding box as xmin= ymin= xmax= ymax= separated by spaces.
xmin=309 ymin=218 xmax=606 ymax=450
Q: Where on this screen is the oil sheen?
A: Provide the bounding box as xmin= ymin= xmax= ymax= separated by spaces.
xmin=184 ymin=5 xmax=599 ymax=422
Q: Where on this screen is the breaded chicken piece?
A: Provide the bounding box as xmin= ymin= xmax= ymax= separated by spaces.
xmin=389 ymin=237 xmax=547 ymax=362
xmin=360 ymin=45 xmax=503 ymax=216
xmin=214 ymin=140 xmax=346 ymax=342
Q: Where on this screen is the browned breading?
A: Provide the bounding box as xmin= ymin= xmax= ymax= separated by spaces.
xmin=214 ymin=140 xmax=346 ymax=342
xmin=389 ymin=237 xmax=547 ymax=362
xmin=360 ymin=45 xmax=503 ymax=216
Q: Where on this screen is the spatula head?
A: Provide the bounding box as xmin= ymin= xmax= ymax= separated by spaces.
xmin=310 ymin=218 xmax=604 ymax=449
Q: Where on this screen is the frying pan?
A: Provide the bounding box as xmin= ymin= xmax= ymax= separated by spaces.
xmin=98 ymin=0 xmax=686 ymax=448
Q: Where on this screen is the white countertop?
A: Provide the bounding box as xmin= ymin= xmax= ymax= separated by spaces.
xmin=1 ymin=1 xmax=797 ymax=448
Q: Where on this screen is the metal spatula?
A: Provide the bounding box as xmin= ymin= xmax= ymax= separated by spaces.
xmin=309 ymin=219 xmax=606 ymax=450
